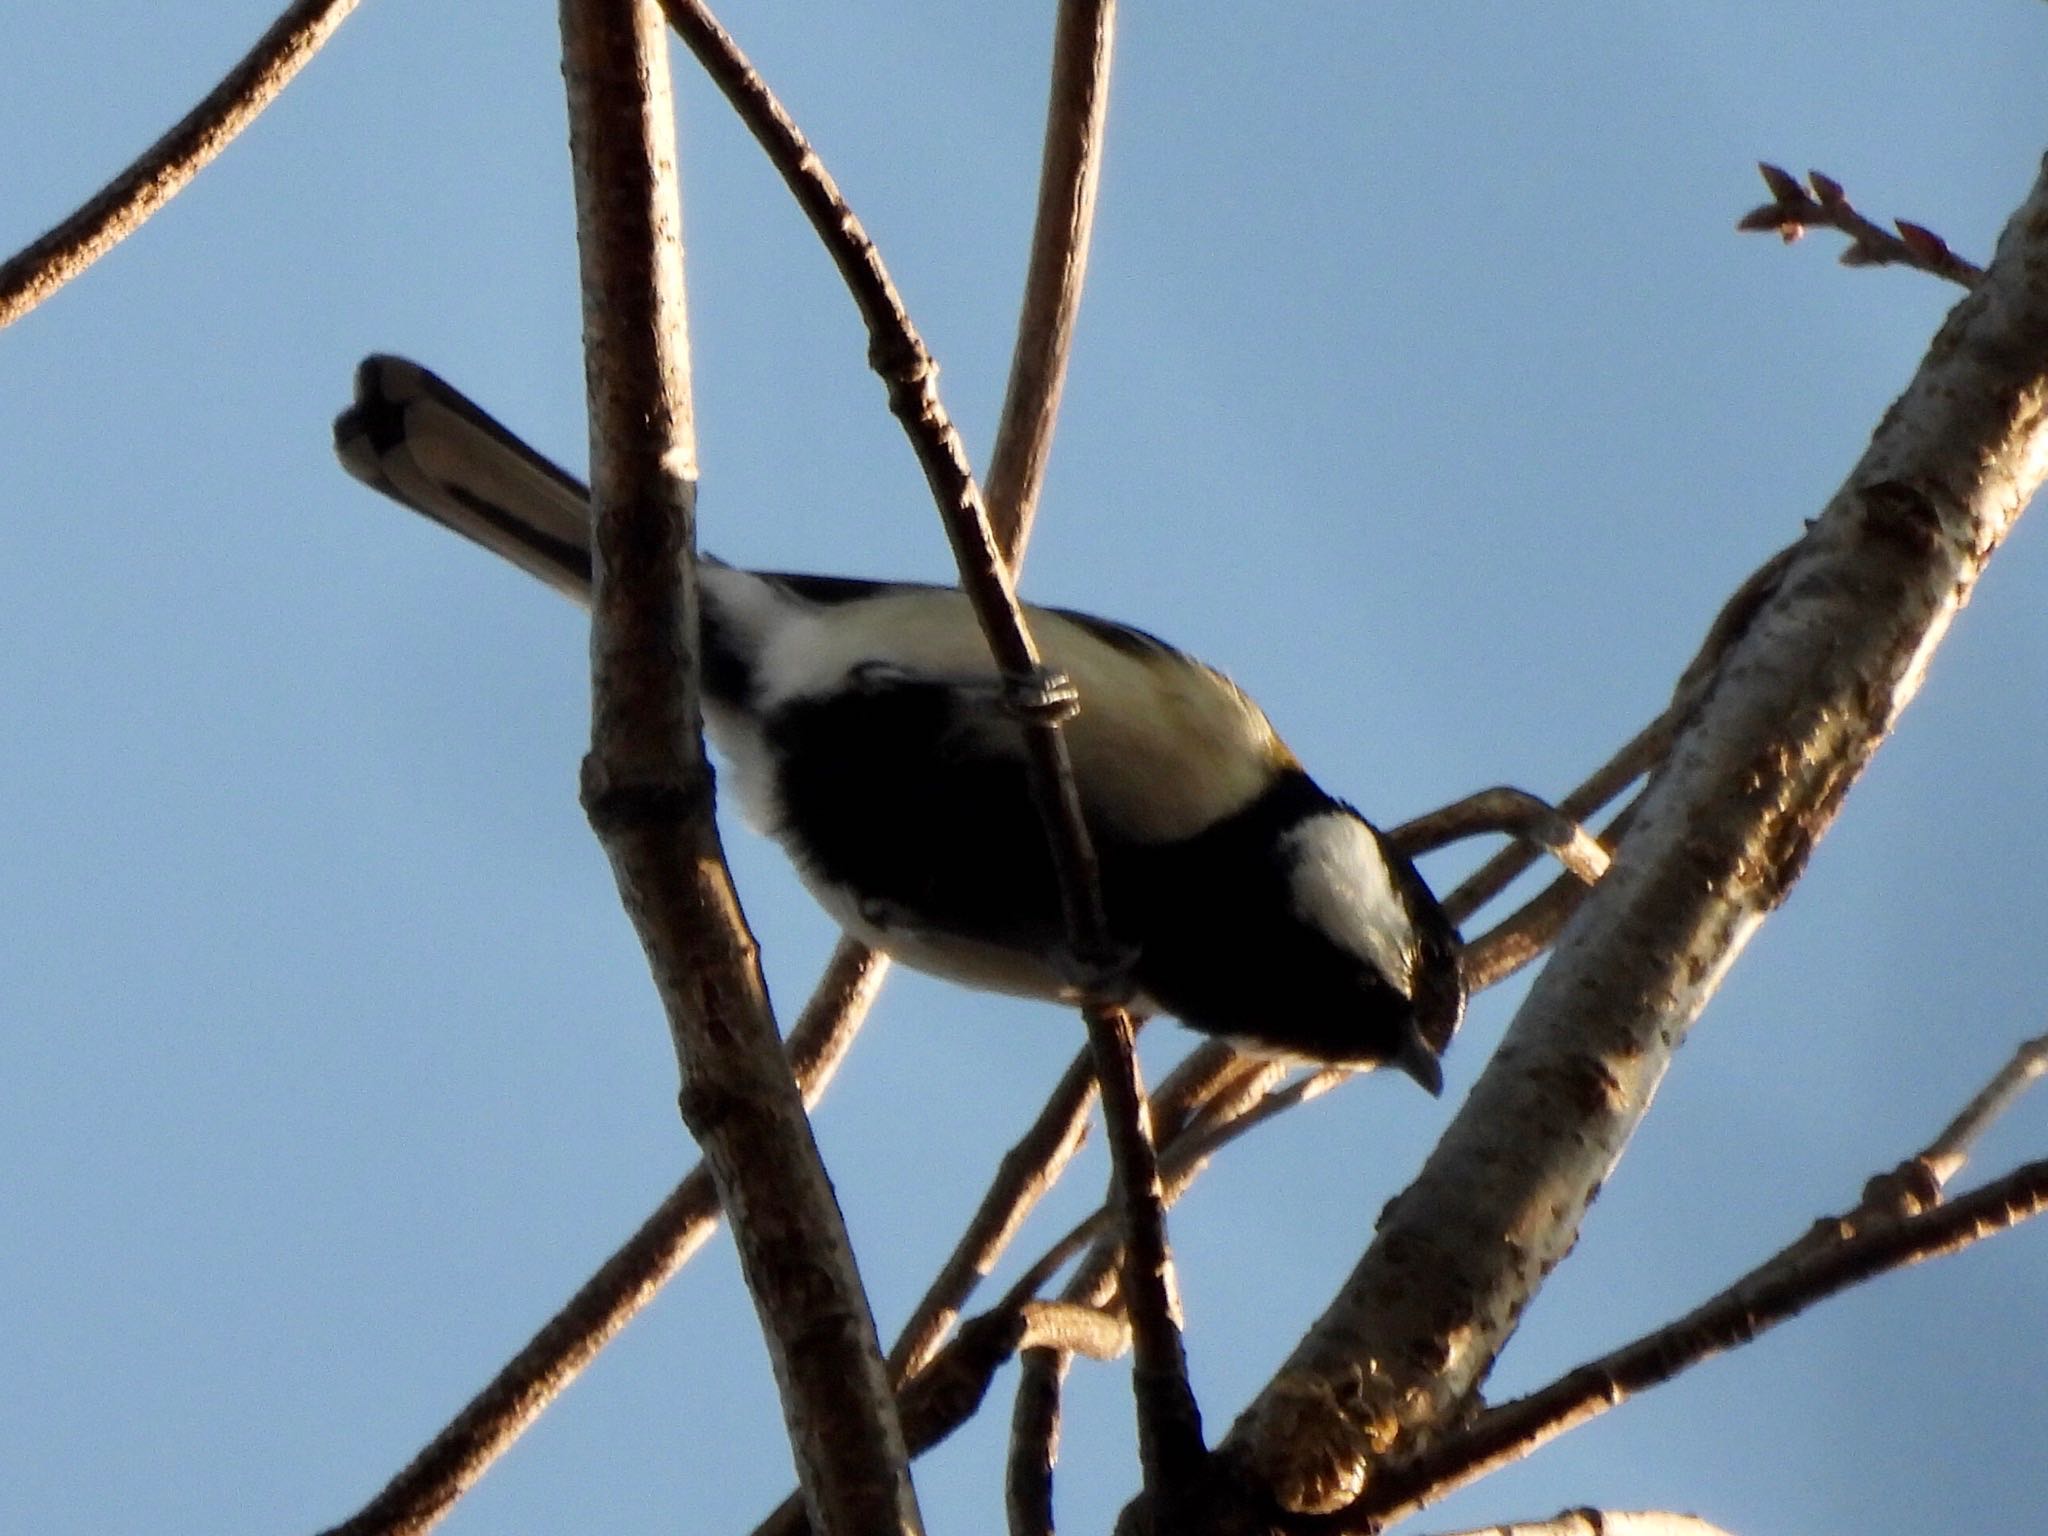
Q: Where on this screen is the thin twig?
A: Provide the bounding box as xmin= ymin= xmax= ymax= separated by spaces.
xmin=892 ymin=1060 xmax=1347 ymax=1467
xmin=1919 ymin=1030 xmax=2048 ymax=1184
xmin=984 ymin=0 xmax=1118 ymax=553
xmin=0 ymin=0 xmax=360 ymax=329
xmin=1438 ymin=547 xmax=1800 ymax=932
xmin=320 ymin=939 xmax=885 ymax=1536
xmin=1459 ymin=803 xmax=1640 ymax=993
xmin=814 ymin=1058 xmax=1353 ymax=1520
xmin=1437 ymin=718 xmax=1670 ymax=926
xmin=1084 ymin=1007 xmax=1210 ymax=1518
xmin=561 ymin=5 xmax=916 ymax=1534
xmin=661 ymin=0 xmax=1206 ymax=1511
xmin=1020 ymin=1300 xmax=1133 ymax=1359
xmin=1392 ymin=787 xmax=1610 ymax=887
xmin=1150 ymin=1041 xmax=1256 ymax=1140
xmin=1738 ymin=163 xmax=1983 ymax=288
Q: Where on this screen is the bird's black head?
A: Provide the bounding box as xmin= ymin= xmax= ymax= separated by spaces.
xmin=1119 ymin=781 xmax=1464 ymax=1091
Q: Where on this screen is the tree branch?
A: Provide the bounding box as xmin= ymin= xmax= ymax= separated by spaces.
xmin=1215 ymin=154 xmax=2048 ymax=1519
xmin=559 ymin=5 xmax=916 ymax=1534
xmin=0 ymin=0 xmax=359 ymax=329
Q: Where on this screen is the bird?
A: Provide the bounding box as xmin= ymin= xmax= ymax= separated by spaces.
xmin=333 ymin=355 xmax=1465 ymax=1093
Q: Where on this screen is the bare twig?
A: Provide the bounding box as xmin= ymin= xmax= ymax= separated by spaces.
xmin=1459 ymin=803 xmax=1639 ymax=993
xmin=791 ymin=1055 xmax=1350 ymax=1527
xmin=1919 ymin=1030 xmax=2048 ymax=1184
xmin=319 ymin=939 xmax=885 ymax=1536
xmin=0 ymin=0 xmax=359 ymax=329
xmin=1020 ymin=1300 xmax=1134 ymax=1359
xmin=1428 ymin=545 xmax=1800 ymax=973
xmin=1739 ymin=163 xmax=1982 ymax=288
xmin=1150 ymin=1041 xmax=1256 ymax=1140
xmin=560 ymin=5 xmax=916 ymax=1534
xmin=963 ymin=12 xmax=1122 ymax=1514
xmin=984 ymin=0 xmax=1117 ymax=552
xmin=755 ymin=1297 xmax=1126 ymax=1536
xmin=1085 ymin=1008 xmax=1210 ymax=1515
xmin=1436 ymin=721 xmax=1668 ymax=925
xmin=661 ymin=0 xmax=1205 ymax=1511
xmin=1392 ymin=787 xmax=1610 ymax=887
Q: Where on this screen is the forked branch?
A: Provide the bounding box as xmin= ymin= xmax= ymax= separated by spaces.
xmin=1337 ymin=1032 xmax=2048 ymax=1531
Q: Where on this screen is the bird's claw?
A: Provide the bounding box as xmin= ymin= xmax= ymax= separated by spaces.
xmin=999 ymin=667 xmax=1082 ymax=726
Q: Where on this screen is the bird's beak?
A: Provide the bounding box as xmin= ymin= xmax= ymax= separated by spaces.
xmin=1390 ymin=1023 xmax=1444 ymax=1097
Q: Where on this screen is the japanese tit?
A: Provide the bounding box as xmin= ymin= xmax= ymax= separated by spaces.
xmin=334 ymin=356 xmax=1464 ymax=1092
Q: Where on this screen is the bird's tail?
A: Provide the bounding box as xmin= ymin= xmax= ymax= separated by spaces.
xmin=334 ymin=355 xmax=596 ymax=604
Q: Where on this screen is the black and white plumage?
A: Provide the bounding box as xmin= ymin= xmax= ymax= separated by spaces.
xmin=333 ymin=355 xmax=1465 ymax=1092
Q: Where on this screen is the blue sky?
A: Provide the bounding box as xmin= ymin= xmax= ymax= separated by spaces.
xmin=4 ymin=5 xmax=2046 ymax=1534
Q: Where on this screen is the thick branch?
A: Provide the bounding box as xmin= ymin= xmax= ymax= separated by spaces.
xmin=559 ymin=5 xmax=916 ymax=1535
xmin=0 ymin=0 xmax=359 ymax=329
xmin=1218 ymin=155 xmax=2048 ymax=1516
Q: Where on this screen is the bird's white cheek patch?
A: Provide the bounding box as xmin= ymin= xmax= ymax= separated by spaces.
xmin=1282 ymin=812 xmax=1417 ymax=996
